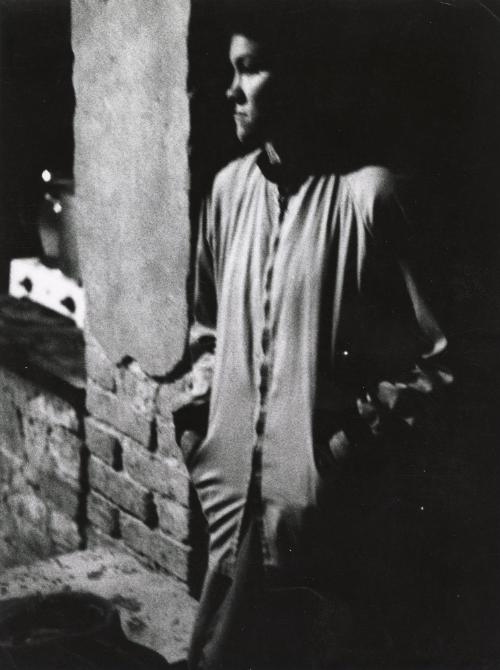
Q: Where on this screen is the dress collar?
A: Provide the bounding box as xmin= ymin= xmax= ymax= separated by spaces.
xmin=256 ymin=148 xmax=309 ymax=196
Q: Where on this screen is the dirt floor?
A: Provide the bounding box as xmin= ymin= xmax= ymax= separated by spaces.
xmin=0 ymin=547 xmax=197 ymax=664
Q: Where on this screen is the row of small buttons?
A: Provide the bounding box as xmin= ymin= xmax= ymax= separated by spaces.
xmin=253 ymin=186 xmax=289 ymax=439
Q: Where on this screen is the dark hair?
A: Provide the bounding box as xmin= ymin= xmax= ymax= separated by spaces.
xmin=217 ymin=0 xmax=325 ymax=64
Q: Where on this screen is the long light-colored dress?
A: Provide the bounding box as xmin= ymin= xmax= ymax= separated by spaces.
xmin=182 ymin=149 xmax=454 ymax=667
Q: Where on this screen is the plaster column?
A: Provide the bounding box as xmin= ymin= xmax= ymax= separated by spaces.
xmin=72 ymin=0 xmax=190 ymax=376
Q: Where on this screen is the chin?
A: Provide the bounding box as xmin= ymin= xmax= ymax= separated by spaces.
xmin=237 ymin=133 xmax=255 ymax=146
xmin=234 ymin=118 xmax=264 ymax=147
xmin=235 ymin=127 xmax=263 ymax=148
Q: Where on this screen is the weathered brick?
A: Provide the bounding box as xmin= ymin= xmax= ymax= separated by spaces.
xmin=87 ymin=380 xmax=153 ymax=445
xmin=38 ymin=470 xmax=80 ymax=518
xmin=155 ymin=494 xmax=190 ymax=542
xmin=9 ymin=492 xmax=49 ymax=529
xmin=48 ymin=425 xmax=83 ymax=482
xmin=18 ymin=523 xmax=53 ymax=561
xmin=150 ymin=531 xmax=190 ymax=582
xmin=85 ymin=416 xmax=121 ymax=467
xmin=156 ymin=382 xmax=174 ymax=418
xmin=49 ymin=510 xmax=81 ymax=552
xmin=23 ymin=417 xmax=50 ymax=484
xmin=88 ymin=455 xmax=150 ymax=521
xmin=24 ymin=418 xmax=82 ymax=486
xmin=86 ymin=380 xmax=117 ymax=422
xmin=0 ymin=399 xmax=25 ymax=457
xmin=156 ymin=414 xmax=184 ymax=461
xmin=87 ymin=489 xmax=120 ymax=536
xmin=85 ymin=333 xmax=116 ymax=392
xmin=0 ymin=446 xmax=23 ymax=486
xmin=156 ymin=377 xmax=191 ymax=418
xmin=27 ymin=393 xmax=79 ymax=431
xmin=113 ymin=403 xmax=153 ymax=446
xmin=116 ymin=358 xmax=158 ymax=417
xmin=0 ymin=367 xmax=39 ymax=408
xmin=159 ymin=356 xmax=212 ymax=417
xmin=122 ymin=438 xmax=189 ymax=506
xmin=120 ymin=512 xmax=190 ymax=582
xmin=10 ymin=469 xmax=26 ymax=493
xmin=119 ymin=513 xmax=155 ymax=565
xmin=0 ymin=516 xmax=22 ymax=566
xmin=86 ymin=526 xmax=123 ymax=553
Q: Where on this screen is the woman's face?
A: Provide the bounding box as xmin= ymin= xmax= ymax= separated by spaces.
xmin=226 ymin=34 xmax=281 ymax=145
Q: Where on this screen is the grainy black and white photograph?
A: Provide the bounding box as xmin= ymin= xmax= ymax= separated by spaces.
xmin=0 ymin=0 xmax=499 ymax=668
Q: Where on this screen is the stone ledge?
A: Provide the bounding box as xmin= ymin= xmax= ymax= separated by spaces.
xmin=0 ymin=295 xmax=86 ymax=404
xmin=0 ymin=548 xmax=197 ymax=665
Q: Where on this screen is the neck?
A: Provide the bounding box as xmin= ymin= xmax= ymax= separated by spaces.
xmin=259 ymin=140 xmax=308 ymax=193
xmin=264 ymin=137 xmax=312 ymax=173
xmin=264 ymin=131 xmax=311 ymax=169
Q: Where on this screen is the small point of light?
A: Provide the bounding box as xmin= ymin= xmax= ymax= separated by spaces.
xmin=342 ymin=350 xmax=349 ymax=357
xmin=42 ymin=169 xmax=52 ymax=183
xmin=420 ymin=506 xmax=425 ymax=511
xmin=53 ymin=202 xmax=62 ymax=214
xmin=456 ymin=593 xmax=461 ymax=599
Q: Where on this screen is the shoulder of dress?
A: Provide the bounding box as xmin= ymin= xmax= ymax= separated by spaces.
xmin=342 ymin=165 xmax=396 ymax=205
xmin=201 ymin=151 xmax=261 ymax=245
xmin=212 ymin=150 xmax=261 ymax=200
xmin=340 ymin=165 xmax=405 ymax=232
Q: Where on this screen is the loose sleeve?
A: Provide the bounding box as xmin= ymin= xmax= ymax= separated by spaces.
xmin=173 ymin=197 xmax=217 ymax=460
xmin=330 ymin=174 xmax=454 ymax=466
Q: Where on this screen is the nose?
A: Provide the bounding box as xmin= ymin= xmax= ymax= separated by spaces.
xmin=226 ymin=73 xmax=244 ymax=103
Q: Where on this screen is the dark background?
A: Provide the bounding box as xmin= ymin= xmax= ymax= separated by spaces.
xmin=0 ymin=0 xmax=73 ymax=289
xmin=188 ymin=0 xmax=500 ymax=660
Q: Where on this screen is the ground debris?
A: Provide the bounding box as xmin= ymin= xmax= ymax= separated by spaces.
xmin=111 ymin=594 xmax=142 ymax=612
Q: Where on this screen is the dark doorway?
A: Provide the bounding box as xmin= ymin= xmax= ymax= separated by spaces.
xmin=0 ymin=0 xmax=74 ymax=289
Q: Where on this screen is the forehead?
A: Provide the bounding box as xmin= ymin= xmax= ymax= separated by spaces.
xmin=229 ymin=34 xmax=268 ymax=63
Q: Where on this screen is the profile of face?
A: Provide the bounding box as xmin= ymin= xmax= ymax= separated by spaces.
xmin=226 ymin=34 xmax=280 ymax=145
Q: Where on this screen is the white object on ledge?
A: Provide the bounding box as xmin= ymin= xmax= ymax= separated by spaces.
xmin=9 ymin=257 xmax=86 ymax=329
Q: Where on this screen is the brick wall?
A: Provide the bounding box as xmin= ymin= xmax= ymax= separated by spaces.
xmin=84 ymin=335 xmax=207 ymax=591
xmin=0 ymin=367 xmax=85 ymax=567
xmin=0 ymin=335 xmax=207 ymax=592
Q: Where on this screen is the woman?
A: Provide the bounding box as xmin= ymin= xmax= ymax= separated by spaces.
xmin=178 ymin=3 xmax=455 ymax=668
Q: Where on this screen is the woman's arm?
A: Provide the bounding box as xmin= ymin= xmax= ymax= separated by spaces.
xmin=329 ymin=171 xmax=454 ymax=468
xmin=173 ymin=198 xmax=217 ymax=462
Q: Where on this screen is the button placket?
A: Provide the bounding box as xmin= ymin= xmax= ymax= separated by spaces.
xmin=244 ymin=184 xmax=289 ymax=566
xmin=255 ymin=185 xmax=288 ymax=437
